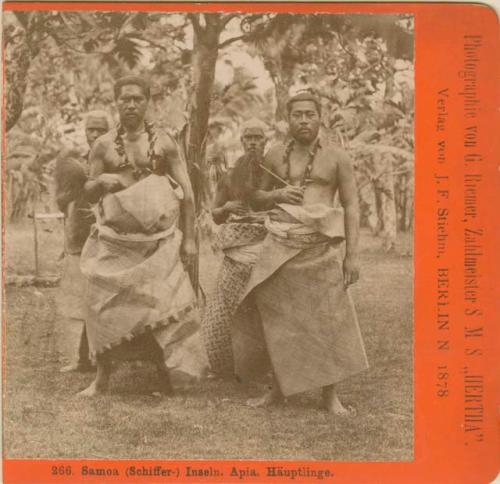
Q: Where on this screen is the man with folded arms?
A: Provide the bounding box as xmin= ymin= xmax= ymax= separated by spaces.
xmin=203 ymin=119 xmax=269 ymax=377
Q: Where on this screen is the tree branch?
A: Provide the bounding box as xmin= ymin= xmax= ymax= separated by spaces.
xmin=218 ymin=34 xmax=247 ymax=49
xmin=333 ymin=31 xmax=356 ymax=60
xmin=3 ymin=27 xmax=24 ymax=47
xmin=13 ymin=11 xmax=30 ymax=29
xmin=188 ymin=13 xmax=203 ymax=37
xmin=48 ymin=30 xmax=114 ymax=56
xmin=58 ymin=12 xmax=83 ymax=36
xmin=220 ymin=13 xmax=239 ymax=28
xmin=141 ymin=36 xmax=168 ymax=52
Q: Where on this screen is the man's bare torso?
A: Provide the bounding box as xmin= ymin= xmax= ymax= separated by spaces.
xmin=264 ymin=139 xmax=349 ymax=206
xmin=91 ymin=128 xmax=172 ymax=188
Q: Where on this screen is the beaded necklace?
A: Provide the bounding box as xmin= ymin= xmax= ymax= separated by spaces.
xmin=283 ymin=137 xmax=321 ymax=187
xmin=114 ymin=121 xmax=161 ymax=180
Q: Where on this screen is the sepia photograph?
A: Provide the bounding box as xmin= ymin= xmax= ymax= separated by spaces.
xmin=3 ymin=9 xmax=414 ymax=462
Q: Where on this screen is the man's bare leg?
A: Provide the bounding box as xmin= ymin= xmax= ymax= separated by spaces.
xmin=60 ymin=363 xmax=79 ymax=373
xmin=60 ymin=362 xmax=94 ymax=373
xmin=77 ymin=353 xmax=111 ymax=397
xmin=149 ymin=337 xmax=174 ymax=395
xmin=60 ymin=325 xmax=95 ymax=372
xmin=322 ymin=384 xmax=355 ymax=415
xmin=155 ymin=360 xmax=174 ymax=395
xmin=246 ymin=375 xmax=284 ymax=407
xmin=77 ymin=327 xmax=94 ymax=371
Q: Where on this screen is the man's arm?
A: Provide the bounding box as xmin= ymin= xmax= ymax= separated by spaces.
xmin=163 ymin=135 xmax=196 ymax=260
xmin=84 ymin=138 xmax=124 ymax=203
xmin=251 ymin=148 xmax=303 ymax=209
xmin=337 ymin=151 xmax=360 ymax=286
xmin=250 ymin=159 xmax=277 ymax=210
xmin=211 ymin=178 xmax=232 ymax=225
xmin=54 ymin=150 xmax=87 ymax=212
xmin=83 ymin=139 xmax=106 ymax=203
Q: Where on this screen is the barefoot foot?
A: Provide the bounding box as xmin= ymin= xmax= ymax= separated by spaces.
xmin=324 ymin=399 xmax=356 ymax=416
xmin=60 ymin=362 xmax=95 ymax=373
xmin=322 ymin=386 xmax=356 ymax=416
xmin=60 ymin=364 xmax=80 ymax=373
xmin=78 ymin=361 xmax=96 ymax=373
xmin=159 ymin=377 xmax=174 ymax=396
xmin=76 ymin=380 xmax=106 ymax=397
xmin=246 ymin=387 xmax=283 ymax=408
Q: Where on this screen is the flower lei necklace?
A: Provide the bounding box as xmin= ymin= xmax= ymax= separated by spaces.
xmin=283 ymin=137 xmax=320 ymax=187
xmin=114 ymin=121 xmax=161 ymax=180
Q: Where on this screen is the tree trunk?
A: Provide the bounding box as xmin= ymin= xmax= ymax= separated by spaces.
xmin=403 ymin=173 xmax=414 ymax=232
xmin=185 ymin=14 xmax=222 ymax=293
xmin=187 ymin=14 xmax=221 ymax=210
xmin=373 ymin=152 xmax=397 ymax=251
xmin=4 ymin=28 xmax=35 ymax=132
xmin=274 ymin=75 xmax=289 ymax=122
xmin=260 ymin=53 xmax=290 ymax=122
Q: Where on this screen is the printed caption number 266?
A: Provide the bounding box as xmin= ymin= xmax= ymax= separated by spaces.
xmin=51 ymin=466 xmax=73 ymax=476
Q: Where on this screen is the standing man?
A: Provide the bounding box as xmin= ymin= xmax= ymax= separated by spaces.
xmin=55 ymin=110 xmax=111 ymax=372
xmin=79 ymin=76 xmax=206 ymax=396
xmin=241 ymin=92 xmax=369 ymax=413
xmin=202 ymin=119 xmax=268 ymax=377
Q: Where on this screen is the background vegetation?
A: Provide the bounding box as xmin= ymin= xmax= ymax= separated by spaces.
xmin=4 ymin=11 xmax=414 ymax=270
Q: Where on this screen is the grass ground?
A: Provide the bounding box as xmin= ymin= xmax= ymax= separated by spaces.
xmin=5 ymin=219 xmax=65 ymax=277
xmin=3 ymin=225 xmax=413 ymax=461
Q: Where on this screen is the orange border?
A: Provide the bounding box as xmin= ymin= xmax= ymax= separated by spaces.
xmin=2 ymin=3 xmax=499 ymax=483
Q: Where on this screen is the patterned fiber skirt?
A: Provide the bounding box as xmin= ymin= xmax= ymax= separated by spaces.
xmin=202 ymin=256 xmax=252 ymax=376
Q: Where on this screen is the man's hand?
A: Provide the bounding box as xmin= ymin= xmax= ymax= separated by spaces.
xmin=97 ymin=174 xmax=124 ymax=194
xmin=223 ymin=200 xmax=249 ymax=216
xmin=180 ymin=237 xmax=197 ymax=270
xmin=343 ymin=254 xmax=360 ymax=287
xmin=275 ymin=186 xmax=304 ymax=205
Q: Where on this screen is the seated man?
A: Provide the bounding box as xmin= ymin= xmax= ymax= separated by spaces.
xmin=202 ymin=119 xmax=268 ymax=376
xmin=79 ymin=76 xmax=207 ymax=396
xmin=240 ymin=92 xmax=369 ymax=414
xmin=55 ymin=110 xmax=111 ymax=372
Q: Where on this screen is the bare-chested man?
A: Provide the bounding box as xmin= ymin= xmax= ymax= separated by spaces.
xmin=202 ymin=119 xmax=268 ymax=376
xmin=239 ymin=92 xmax=369 ymax=414
xmin=78 ymin=76 xmax=207 ymax=396
xmin=55 ymin=110 xmax=111 ymax=373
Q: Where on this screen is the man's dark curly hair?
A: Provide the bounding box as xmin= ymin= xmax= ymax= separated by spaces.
xmin=286 ymin=91 xmax=322 ymax=116
xmin=113 ymin=75 xmax=151 ymax=100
